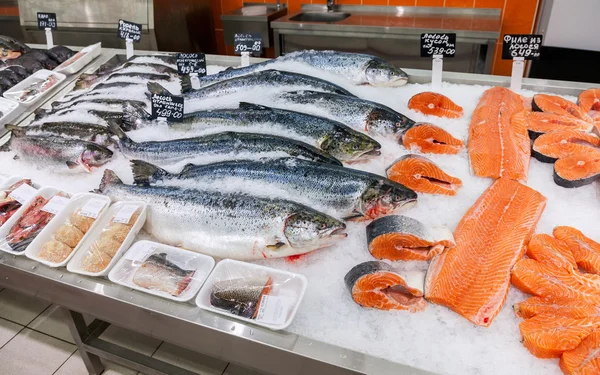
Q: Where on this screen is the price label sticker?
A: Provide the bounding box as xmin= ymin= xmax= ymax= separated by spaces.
xmin=234 ymin=33 xmax=263 ymax=57
xmin=8 ymin=184 xmax=38 ymax=204
xmin=255 ymin=295 xmax=293 ymax=325
xmin=176 ymin=53 xmax=207 ymax=76
xmin=37 ymin=12 xmax=57 ymax=30
xmin=502 ymin=34 xmax=543 ymax=60
xmin=420 ymin=33 xmax=456 ymax=58
xmin=151 ymin=94 xmax=184 ymax=122
xmin=41 ymin=195 xmax=70 ymax=215
xmin=79 ymin=198 xmax=107 ymax=219
xmin=118 ymin=19 xmax=142 ymax=43
xmin=125 ymin=243 xmax=158 ymax=263
xmin=113 ymin=204 xmax=140 ymax=224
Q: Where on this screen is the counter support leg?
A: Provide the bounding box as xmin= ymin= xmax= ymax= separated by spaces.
xmin=62 ymin=308 xmax=105 ymax=375
xmin=274 ymin=30 xmax=282 ymax=57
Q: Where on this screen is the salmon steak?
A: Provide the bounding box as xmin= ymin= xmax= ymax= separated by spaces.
xmin=425 ymin=178 xmax=546 ymax=327
xmin=560 ymin=330 xmax=600 ymax=375
xmin=519 ymin=313 xmax=600 ymax=358
xmin=511 ymin=259 xmax=600 ymax=306
xmin=402 ymin=124 xmax=464 ymax=154
xmin=526 ymin=233 xmax=577 ymax=272
xmin=386 ymin=154 xmax=462 ymax=196
xmin=407 ymin=92 xmax=464 ymax=119
xmin=532 ymin=129 xmax=600 ymax=163
xmin=514 ymin=296 xmax=599 ymax=320
xmin=578 ymin=89 xmax=600 ymax=112
xmin=554 ymin=152 xmax=600 ymax=188
xmin=344 ymin=261 xmax=427 ymax=312
xmin=554 ymin=226 xmax=600 ymax=275
xmin=366 ymin=215 xmax=455 ymax=261
xmin=468 ymin=87 xmax=530 ymax=181
xmin=526 ymin=112 xmax=595 ymax=140
xmin=532 ymin=94 xmax=594 ymax=122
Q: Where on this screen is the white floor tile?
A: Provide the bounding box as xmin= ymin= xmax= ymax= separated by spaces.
xmin=0 ymin=288 xmax=50 ymax=325
xmin=54 ymin=351 xmax=137 ymax=375
xmin=28 ymin=305 xmax=74 ymax=344
xmin=0 ymin=328 xmax=75 ymax=375
xmin=150 ymin=342 xmax=228 ymax=375
xmin=0 ymin=317 xmax=22 ymax=348
xmin=223 ymin=364 xmax=268 ymax=375
xmin=100 ymin=325 xmax=162 ymax=356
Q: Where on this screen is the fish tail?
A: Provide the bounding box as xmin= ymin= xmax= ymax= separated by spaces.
xmin=147 ymin=82 xmax=174 ymax=97
xmin=122 ymin=102 xmax=152 ymax=131
xmin=180 ymin=75 xmax=192 ymax=94
xmin=98 ymin=169 xmax=123 ymax=193
xmin=130 ymin=160 xmax=170 ymax=185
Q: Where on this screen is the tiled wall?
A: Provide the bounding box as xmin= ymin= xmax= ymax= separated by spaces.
xmin=211 ymin=0 xmax=541 ymax=76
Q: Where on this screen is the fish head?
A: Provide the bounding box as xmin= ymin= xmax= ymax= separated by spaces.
xmin=0 ymin=48 xmax=21 ymax=61
xmin=358 ymin=181 xmax=418 ymax=220
xmin=78 ymin=144 xmax=113 ymax=172
xmin=365 ymin=60 xmax=408 ymax=87
xmin=320 ymin=132 xmax=381 ymax=162
xmin=284 ymin=211 xmax=347 ymax=250
xmin=365 ymin=109 xmax=415 ymax=140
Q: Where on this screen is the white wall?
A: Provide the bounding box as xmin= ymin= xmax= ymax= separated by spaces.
xmin=544 ymin=0 xmax=600 ymax=51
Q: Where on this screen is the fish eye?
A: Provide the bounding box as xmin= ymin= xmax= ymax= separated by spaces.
xmin=320 ymin=223 xmax=327 ymax=229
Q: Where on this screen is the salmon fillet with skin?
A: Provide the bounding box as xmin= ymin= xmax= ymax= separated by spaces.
xmin=526 ymin=233 xmax=577 ymax=272
xmin=526 ymin=112 xmax=595 ymax=140
xmin=532 ymin=93 xmax=594 ymax=122
xmin=514 ymin=296 xmax=599 ymax=320
xmin=554 ymin=226 xmax=600 ymax=275
xmin=553 ymin=152 xmax=600 ymax=188
xmin=532 ymin=129 xmax=600 ymax=163
xmin=468 ymin=87 xmax=530 ymax=181
xmin=578 ymin=89 xmax=600 ymax=112
xmin=386 ymin=154 xmax=462 ymax=196
xmin=560 ymin=330 xmax=600 ymax=375
xmin=402 ymin=124 xmax=464 ymax=154
xmin=407 ymin=92 xmax=464 ymax=119
xmin=425 ymin=178 xmax=546 ymax=327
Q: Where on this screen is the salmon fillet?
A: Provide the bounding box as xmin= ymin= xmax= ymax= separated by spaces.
xmin=554 ymin=152 xmax=600 ymax=188
xmin=514 ymin=296 xmax=599 ymax=319
xmin=578 ymin=89 xmax=600 ymax=112
xmin=532 ymin=129 xmax=600 ymax=163
xmin=402 ymin=124 xmax=464 ymax=154
xmin=533 ymin=94 xmax=594 ymax=122
xmin=386 ymin=154 xmax=462 ymax=196
xmin=554 ymin=226 xmax=600 ymax=275
xmin=560 ymin=330 xmax=600 ymax=375
xmin=526 ymin=112 xmax=594 ymax=140
xmin=407 ymin=92 xmax=464 ymax=119
xmin=468 ymin=87 xmax=530 ymax=182
xmin=526 ymin=233 xmax=577 ymax=272
xmin=425 ymin=178 xmax=546 ymax=327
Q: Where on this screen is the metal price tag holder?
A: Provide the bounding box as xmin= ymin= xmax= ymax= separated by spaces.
xmin=431 ymin=54 xmax=443 ymax=91
xmin=510 ymin=57 xmax=525 ymax=92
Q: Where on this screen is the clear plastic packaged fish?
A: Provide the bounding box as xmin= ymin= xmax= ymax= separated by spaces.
xmin=0 ymin=177 xmax=36 ymax=228
xmin=54 ymin=42 xmax=102 ymax=75
xmin=3 ymin=70 xmax=65 ymax=106
xmin=196 ymin=259 xmax=307 ymax=330
xmin=25 ymin=193 xmax=110 ymax=267
xmin=108 ymin=240 xmax=215 ymax=302
xmin=67 ymin=201 xmax=147 ymax=277
xmin=0 ymin=187 xmax=70 ymax=255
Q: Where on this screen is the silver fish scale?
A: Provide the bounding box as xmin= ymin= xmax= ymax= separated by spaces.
xmin=10 ymin=136 xmax=92 ymax=165
xmin=366 ymin=215 xmax=431 ymax=245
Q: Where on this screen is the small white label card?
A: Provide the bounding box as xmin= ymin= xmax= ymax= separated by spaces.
xmin=113 ymin=204 xmax=140 ymax=224
xmin=8 ymin=184 xmax=38 ymax=204
xmin=79 ymin=198 xmax=107 ymax=218
xmin=41 ymin=195 xmax=70 ymax=215
xmin=255 ymin=295 xmax=293 ymax=325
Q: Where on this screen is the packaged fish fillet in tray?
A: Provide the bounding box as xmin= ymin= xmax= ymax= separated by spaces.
xmin=0 ymin=186 xmax=71 ymax=255
xmin=67 ymin=201 xmax=147 ymax=277
xmin=0 ymin=176 xmax=38 ymax=229
xmin=108 ymin=240 xmax=215 ymax=302
xmin=196 ymin=259 xmax=307 ymax=330
xmin=54 ymin=43 xmax=101 ymax=75
xmin=25 ymin=193 xmax=111 ymax=267
xmin=3 ymin=70 xmax=66 ymax=106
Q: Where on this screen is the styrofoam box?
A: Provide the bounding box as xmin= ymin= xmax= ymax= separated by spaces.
xmin=54 ymin=42 xmax=102 ymax=75
xmin=0 ymin=187 xmax=70 ymax=255
xmin=0 ymin=96 xmax=18 ymax=120
xmin=109 ymin=240 xmax=215 ymax=302
xmin=25 ymin=193 xmax=111 ymax=268
xmin=195 ymin=259 xmax=308 ymax=330
xmin=3 ymin=70 xmax=66 ymax=106
xmin=67 ymin=201 xmax=147 ymax=277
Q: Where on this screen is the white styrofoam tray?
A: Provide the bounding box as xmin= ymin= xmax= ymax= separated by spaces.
xmin=0 ymin=97 xmax=18 ymax=120
xmin=0 ymin=186 xmax=70 ymax=255
xmin=67 ymin=201 xmax=147 ymax=277
xmin=109 ymin=240 xmax=215 ymax=302
xmin=25 ymin=193 xmax=111 ymax=268
xmin=3 ymin=70 xmax=66 ymax=106
xmin=54 ymin=43 xmax=102 ymax=75
xmin=196 ymin=259 xmax=308 ymax=330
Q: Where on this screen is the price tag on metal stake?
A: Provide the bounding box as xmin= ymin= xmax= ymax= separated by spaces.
xmin=234 ymin=33 xmax=263 ymax=57
xmin=151 ymin=94 xmax=184 ymax=122
xmin=37 ymin=12 xmax=57 ymax=30
xmin=421 ymin=33 xmax=455 ymax=89
xmin=176 ymin=53 xmax=207 ymax=76
xmin=502 ymin=34 xmax=542 ymax=92
xmin=118 ymin=19 xmax=142 ymax=43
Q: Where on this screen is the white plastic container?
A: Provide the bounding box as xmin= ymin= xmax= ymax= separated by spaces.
xmin=67 ymin=201 xmax=147 ymax=277
xmin=196 ymin=259 xmax=308 ymax=330
xmin=3 ymin=70 xmax=66 ymax=106
xmin=25 ymin=193 xmax=111 ymax=268
xmin=0 ymin=187 xmax=70 ymax=255
xmin=109 ymin=240 xmax=215 ymax=302
xmin=54 ymin=43 xmax=102 ymax=75
xmin=0 ymin=176 xmax=25 ymax=190
xmin=0 ymin=97 xmax=18 ymax=120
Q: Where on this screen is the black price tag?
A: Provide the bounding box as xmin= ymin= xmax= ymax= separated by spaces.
xmin=151 ymin=94 xmax=184 ymax=122
xmin=234 ymin=33 xmax=262 ymax=57
xmin=502 ymin=34 xmax=542 ymax=60
xmin=118 ymin=19 xmax=142 ymax=43
xmin=37 ymin=12 xmax=57 ymax=30
xmin=421 ymin=33 xmax=456 ymax=58
xmin=176 ymin=53 xmax=207 ymax=76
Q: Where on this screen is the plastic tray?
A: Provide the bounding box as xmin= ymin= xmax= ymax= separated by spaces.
xmin=3 ymin=70 xmax=66 ymax=106
xmin=25 ymin=193 xmax=111 ymax=268
xmin=0 ymin=97 xmax=18 ymax=120
xmin=67 ymin=201 xmax=147 ymax=277
xmin=0 ymin=186 xmax=70 ymax=255
xmin=54 ymin=43 xmax=102 ymax=75
xmin=195 ymin=259 xmax=307 ymax=330
xmin=109 ymin=240 xmax=215 ymax=302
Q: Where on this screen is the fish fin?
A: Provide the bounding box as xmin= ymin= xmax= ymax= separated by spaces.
xmin=238 ymin=102 xmax=270 ymax=111
xmin=130 ymin=159 xmax=170 ymax=185
xmin=180 ymin=75 xmax=192 ymax=94
xmin=147 ymin=82 xmax=173 ymax=97
xmin=266 ymin=241 xmax=286 ymax=250
xmin=107 ymin=119 xmax=132 ymax=145
xmin=4 ymin=124 xmax=25 ymax=137
xmin=342 ymin=212 xmax=365 ymax=221
xmin=180 ymin=163 xmax=197 ymax=175
xmin=122 ymin=102 xmax=152 ymax=131
xmin=33 ymin=107 xmax=48 ymax=120
xmin=65 ymin=161 xmax=79 ymax=169
xmin=98 ymin=169 xmax=123 ymax=193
